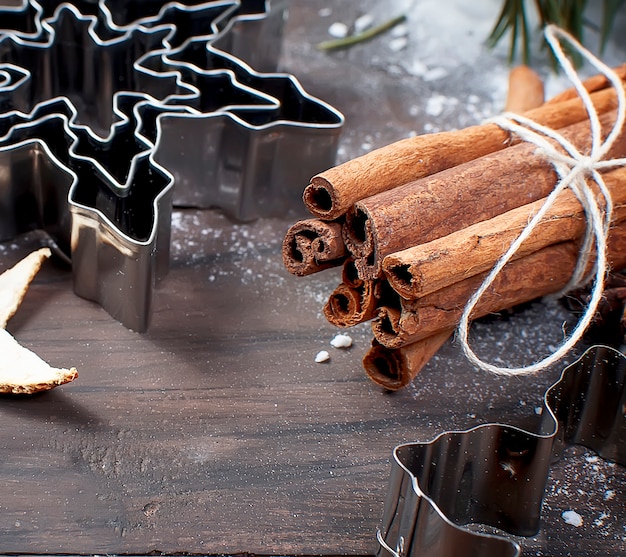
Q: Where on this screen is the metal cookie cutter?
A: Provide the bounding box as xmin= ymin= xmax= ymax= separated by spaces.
xmin=147 ymin=37 xmax=344 ymax=220
xmin=0 ymin=1 xmax=344 ymax=331
xmin=376 ymin=345 xmax=626 ymax=557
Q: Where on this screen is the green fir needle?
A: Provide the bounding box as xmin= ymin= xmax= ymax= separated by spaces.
xmin=316 ymin=14 xmax=407 ymax=51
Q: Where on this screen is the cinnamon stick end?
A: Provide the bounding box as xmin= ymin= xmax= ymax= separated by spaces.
xmin=281 ymin=219 xmax=346 ymax=276
xmin=363 ymin=331 xmax=453 ymax=391
xmin=303 ymin=176 xmax=338 ymax=220
xmin=382 ymin=257 xmax=420 ymax=299
xmin=362 ymin=341 xmax=412 ymax=391
xmin=505 ymin=65 xmax=545 ymax=114
xmin=323 ymin=282 xmax=377 ymax=327
xmin=371 ymin=307 xmax=406 ymax=349
xmin=323 ymin=287 xmax=357 ymax=327
xmin=281 ymin=233 xmax=315 ymax=276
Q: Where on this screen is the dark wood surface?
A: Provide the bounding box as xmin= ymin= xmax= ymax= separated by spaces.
xmin=1 ymin=1 xmax=625 ymax=556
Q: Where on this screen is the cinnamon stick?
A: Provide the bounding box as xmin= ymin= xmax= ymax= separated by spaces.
xmin=505 ymin=65 xmax=545 ymax=113
xmin=372 ymin=305 xmax=416 ymax=350
xmin=323 ymin=258 xmax=377 ymax=327
xmin=343 ymin=109 xmax=626 ymax=280
xmin=545 ymin=63 xmax=626 ymax=105
xmin=302 ymin=84 xmax=622 ymax=220
xmin=374 ymin=224 xmax=626 ymax=348
xmin=383 ymin=166 xmax=626 ymax=299
xmin=323 ymin=259 xmax=398 ymax=327
xmin=363 ymin=330 xmax=453 ymax=391
xmin=282 ymin=218 xmax=347 ymax=276
xmin=324 ymin=281 xmax=378 ymax=327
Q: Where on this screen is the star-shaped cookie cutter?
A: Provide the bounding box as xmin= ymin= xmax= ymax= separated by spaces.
xmin=376 ymin=344 xmax=626 ymax=557
xmin=0 ymin=1 xmax=344 ymax=331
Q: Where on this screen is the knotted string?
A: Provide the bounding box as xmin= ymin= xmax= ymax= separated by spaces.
xmin=457 ymin=24 xmax=626 ymax=376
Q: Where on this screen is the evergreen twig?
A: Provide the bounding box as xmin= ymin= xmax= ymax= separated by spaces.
xmin=316 ymin=14 xmax=407 ymax=51
xmin=487 ymin=0 xmax=624 ymax=67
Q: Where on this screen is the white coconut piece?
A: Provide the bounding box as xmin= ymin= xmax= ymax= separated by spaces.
xmin=388 ymin=36 xmax=408 ymax=52
xmin=391 ymin=23 xmax=409 ymax=38
xmin=562 ymin=510 xmax=583 ymax=527
xmin=330 ymin=333 xmax=353 ymax=349
xmin=328 ymin=22 xmax=348 ymax=38
xmin=0 ymin=248 xmax=51 ymax=328
xmin=315 ymin=350 xmax=330 ymax=363
xmin=0 ymin=328 xmax=78 ymax=394
xmin=354 ymin=13 xmax=374 ymax=34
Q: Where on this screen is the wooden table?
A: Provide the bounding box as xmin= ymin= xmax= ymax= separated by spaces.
xmin=1 ymin=1 xmax=624 ymax=556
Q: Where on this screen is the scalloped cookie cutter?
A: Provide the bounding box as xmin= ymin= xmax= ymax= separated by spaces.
xmin=0 ymin=1 xmax=344 ymax=331
xmin=376 ymin=344 xmax=626 ymax=557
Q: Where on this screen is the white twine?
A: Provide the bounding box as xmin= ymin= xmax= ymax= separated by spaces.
xmin=457 ymin=24 xmax=626 ymax=376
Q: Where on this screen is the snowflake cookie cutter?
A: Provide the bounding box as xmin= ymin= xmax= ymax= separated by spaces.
xmin=376 ymin=344 xmax=626 ymax=557
xmin=0 ymin=0 xmax=344 ymax=331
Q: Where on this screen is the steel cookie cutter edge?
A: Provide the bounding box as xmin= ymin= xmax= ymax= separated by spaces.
xmin=375 ymin=344 xmax=626 ymax=557
xmin=0 ymin=1 xmax=344 ymax=331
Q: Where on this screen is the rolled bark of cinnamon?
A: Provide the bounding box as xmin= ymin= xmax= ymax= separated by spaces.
xmin=505 ymin=65 xmax=545 ymax=113
xmin=323 ymin=259 xmax=399 ymax=327
xmin=302 ymin=84 xmax=621 ymax=221
xmin=363 ymin=330 xmax=453 ymax=391
xmin=374 ymin=223 xmax=626 ymax=348
xmin=282 ymin=218 xmax=347 ymax=276
xmin=324 ymin=281 xmax=378 ymax=327
xmin=367 ymin=225 xmax=626 ymax=386
xmin=344 ymin=109 xmax=626 ymax=280
xmin=383 ymin=166 xmax=626 ymax=299
xmin=323 ymin=258 xmax=377 ymax=327
xmin=545 ymin=63 xmax=626 ymax=104
xmin=371 ymin=305 xmax=410 ymax=349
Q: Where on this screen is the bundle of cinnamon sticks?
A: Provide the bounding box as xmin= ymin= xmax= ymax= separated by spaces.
xmin=283 ymin=64 xmax=626 ymax=390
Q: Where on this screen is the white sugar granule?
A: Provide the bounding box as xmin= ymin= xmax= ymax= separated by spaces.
xmin=315 ymin=350 xmax=330 ymax=363
xmin=562 ymin=510 xmax=583 ymax=527
xmin=422 ymin=67 xmax=448 ymax=82
xmin=330 ymin=333 xmax=352 ymax=349
xmin=354 ymin=13 xmax=374 ymax=33
xmin=327 ymin=22 xmax=348 ymax=38
xmin=391 ymin=23 xmax=409 ymax=38
xmin=388 ymin=37 xmax=408 ymax=52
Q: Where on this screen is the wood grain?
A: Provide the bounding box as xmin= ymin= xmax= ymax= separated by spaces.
xmin=0 ymin=208 xmax=623 ymax=556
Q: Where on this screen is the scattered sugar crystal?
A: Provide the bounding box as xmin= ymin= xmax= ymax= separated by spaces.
xmin=604 ymin=489 xmax=615 ymax=501
xmin=318 ymin=7 xmax=332 ymax=17
xmin=562 ymin=510 xmax=583 ymax=527
xmin=354 ymin=13 xmax=374 ymax=33
xmin=315 ymin=350 xmax=330 ymax=363
xmin=391 ymin=23 xmax=409 ymax=38
xmin=328 ymin=22 xmax=348 ymax=38
xmin=595 ymin=512 xmax=609 ymax=527
xmin=408 ymin=59 xmax=428 ymax=76
xmin=330 ymin=333 xmax=352 ymax=349
xmin=425 ymin=94 xmax=446 ymax=117
xmin=388 ymin=36 xmax=408 ymax=52
xmin=422 ymin=67 xmax=448 ymax=82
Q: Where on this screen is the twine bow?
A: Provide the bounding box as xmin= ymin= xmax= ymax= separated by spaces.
xmin=458 ymin=24 xmax=626 ymax=376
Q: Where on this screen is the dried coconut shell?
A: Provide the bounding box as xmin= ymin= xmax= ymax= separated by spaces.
xmin=0 ymin=328 xmax=78 ymax=394
xmin=0 ymin=247 xmax=51 ymax=328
